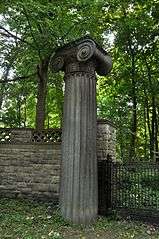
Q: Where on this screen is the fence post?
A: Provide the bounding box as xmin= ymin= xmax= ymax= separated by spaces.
xmin=98 ymin=158 xmax=112 ymax=215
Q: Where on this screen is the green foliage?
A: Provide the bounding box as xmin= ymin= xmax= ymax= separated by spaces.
xmin=141 ymin=174 xmax=159 ymax=190
xmin=97 ymin=0 xmax=159 ymax=160
xmin=0 ymin=0 xmax=105 ymax=129
xmin=0 ymin=0 xmax=158 ymax=159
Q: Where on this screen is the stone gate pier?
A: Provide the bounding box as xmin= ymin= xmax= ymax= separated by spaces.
xmin=52 ymin=37 xmax=112 ymax=224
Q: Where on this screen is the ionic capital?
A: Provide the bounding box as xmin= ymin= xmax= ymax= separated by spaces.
xmin=51 ymin=37 xmax=112 ymax=76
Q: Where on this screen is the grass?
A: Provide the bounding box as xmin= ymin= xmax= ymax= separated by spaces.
xmin=0 ymin=198 xmax=159 ymax=239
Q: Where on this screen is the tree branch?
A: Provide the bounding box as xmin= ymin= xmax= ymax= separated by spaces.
xmin=0 ymin=73 xmax=37 ymax=83
xmin=0 ymin=25 xmax=32 ymax=46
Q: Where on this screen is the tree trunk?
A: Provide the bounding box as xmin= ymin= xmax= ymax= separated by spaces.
xmin=35 ymin=57 xmax=50 ymax=130
xmin=24 ymin=97 xmax=27 ymax=127
xmin=145 ymin=62 xmax=157 ymax=161
xmin=0 ymin=85 xmax=5 ymax=111
xmin=155 ymin=107 xmax=159 ymax=153
xmin=0 ymin=65 xmax=11 ymax=111
xmin=145 ymin=93 xmax=152 ymax=159
xmin=16 ymin=96 xmax=21 ymax=127
xmin=150 ymin=96 xmax=156 ymax=160
xmin=129 ymin=52 xmax=137 ymax=160
xmin=143 ymin=98 xmax=148 ymax=159
xmin=153 ymin=97 xmax=158 ymax=159
xmin=156 ymin=106 xmax=159 ymax=162
xmin=0 ymin=89 xmax=3 ymax=110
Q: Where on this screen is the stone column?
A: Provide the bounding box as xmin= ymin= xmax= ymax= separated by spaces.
xmin=51 ymin=37 xmax=112 ymax=224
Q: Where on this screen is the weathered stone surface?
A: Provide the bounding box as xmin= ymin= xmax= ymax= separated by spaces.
xmin=52 ymin=37 xmax=112 ymax=224
xmin=0 ymin=121 xmax=116 ymax=203
xmin=97 ymin=119 xmax=116 ymax=161
xmin=51 ymin=37 xmax=112 ymax=76
xmin=60 ymin=67 xmax=97 ymax=224
xmin=0 ymin=143 xmax=61 ymax=202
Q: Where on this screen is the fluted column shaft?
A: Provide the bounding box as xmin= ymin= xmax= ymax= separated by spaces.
xmin=60 ymin=62 xmax=97 ymax=224
xmin=51 ymin=37 xmax=112 ymax=225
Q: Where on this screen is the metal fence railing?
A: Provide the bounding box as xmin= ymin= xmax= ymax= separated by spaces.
xmin=98 ymin=160 xmax=159 ymax=222
xmin=111 ymin=162 xmax=159 ymax=210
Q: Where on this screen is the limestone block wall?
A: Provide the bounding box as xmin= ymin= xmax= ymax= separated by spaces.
xmin=0 ymin=143 xmax=61 ymax=202
xmin=0 ymin=121 xmax=116 ymax=201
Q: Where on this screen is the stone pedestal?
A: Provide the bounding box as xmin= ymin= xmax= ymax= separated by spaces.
xmin=51 ymin=37 xmax=112 ymax=224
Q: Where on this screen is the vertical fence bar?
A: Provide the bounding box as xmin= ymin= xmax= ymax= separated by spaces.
xmin=98 ymin=160 xmax=112 ymax=215
xmin=107 ymin=160 xmax=112 ymax=210
xmin=111 ymin=161 xmax=119 ymax=210
xmin=111 ymin=161 xmax=116 ymax=210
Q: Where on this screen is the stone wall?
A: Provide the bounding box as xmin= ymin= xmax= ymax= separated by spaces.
xmin=97 ymin=119 xmax=116 ymax=161
xmin=0 ymin=143 xmax=61 ymax=202
xmin=0 ymin=120 xmax=116 ymax=201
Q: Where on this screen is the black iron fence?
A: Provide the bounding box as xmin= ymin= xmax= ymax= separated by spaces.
xmin=98 ymin=160 xmax=159 ymax=222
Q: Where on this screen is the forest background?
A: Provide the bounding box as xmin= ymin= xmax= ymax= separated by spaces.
xmin=0 ymin=0 xmax=158 ymax=161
